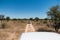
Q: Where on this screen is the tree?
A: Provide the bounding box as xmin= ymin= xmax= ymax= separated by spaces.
xmin=47 ymin=5 xmax=60 ymax=22
xmin=47 ymin=5 xmax=60 ymax=32
xmin=0 ymin=15 xmax=5 ymax=28
xmin=29 ymin=18 xmax=33 ymax=20
xmin=44 ymin=18 xmax=48 ymax=20
xmin=0 ymin=15 xmax=4 ymax=19
xmin=34 ymin=17 xmax=39 ymax=21
xmin=6 ymin=16 xmax=10 ymax=22
xmin=12 ymin=18 xmax=17 ymax=20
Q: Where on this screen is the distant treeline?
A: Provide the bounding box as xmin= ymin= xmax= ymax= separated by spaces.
xmin=0 ymin=15 xmax=52 ymax=21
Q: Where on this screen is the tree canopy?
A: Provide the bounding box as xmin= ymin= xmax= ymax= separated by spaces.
xmin=47 ymin=5 xmax=60 ymax=22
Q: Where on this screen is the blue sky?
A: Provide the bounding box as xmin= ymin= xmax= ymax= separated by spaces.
xmin=0 ymin=0 xmax=60 ymax=19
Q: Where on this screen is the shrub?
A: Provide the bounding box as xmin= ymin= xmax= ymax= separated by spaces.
xmin=1 ymin=23 xmax=6 ymax=29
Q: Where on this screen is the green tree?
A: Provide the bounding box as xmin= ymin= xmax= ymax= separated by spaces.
xmin=12 ymin=18 xmax=17 ymax=20
xmin=34 ymin=17 xmax=39 ymax=21
xmin=6 ymin=16 xmax=10 ymax=22
xmin=29 ymin=18 xmax=33 ymax=20
xmin=47 ymin=5 xmax=60 ymax=32
xmin=47 ymin=5 xmax=60 ymax=22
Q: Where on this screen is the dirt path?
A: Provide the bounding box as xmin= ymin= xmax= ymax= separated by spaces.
xmin=25 ymin=23 xmax=35 ymax=32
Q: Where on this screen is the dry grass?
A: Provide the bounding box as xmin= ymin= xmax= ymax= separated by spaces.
xmin=0 ymin=20 xmax=60 ymax=40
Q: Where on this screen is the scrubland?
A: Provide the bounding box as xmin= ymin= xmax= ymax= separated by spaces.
xmin=0 ymin=20 xmax=60 ymax=40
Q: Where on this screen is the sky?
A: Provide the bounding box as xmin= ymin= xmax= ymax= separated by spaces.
xmin=0 ymin=0 xmax=60 ymax=19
